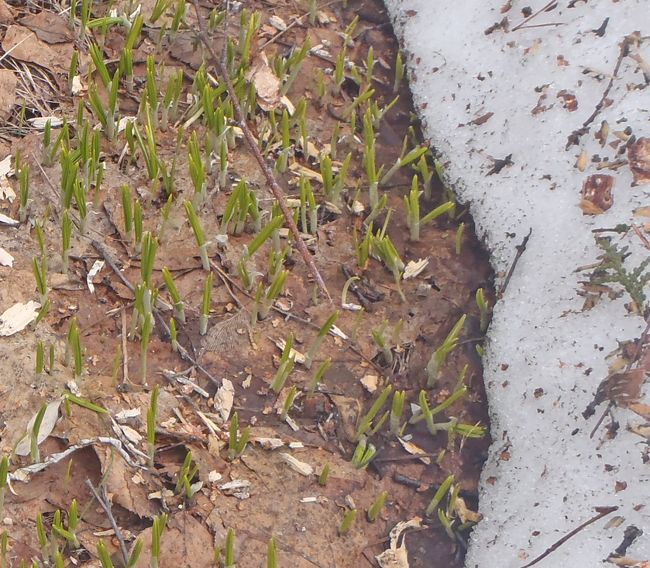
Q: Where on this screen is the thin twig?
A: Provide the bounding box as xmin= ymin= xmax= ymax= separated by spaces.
xmin=85 ymin=479 xmax=130 ymax=566
xmin=499 ymin=228 xmax=532 ymax=298
xmin=512 ymin=1 xmax=558 ymax=32
xmin=190 ymin=0 xmax=331 ymax=302
xmin=520 ymin=506 xmax=618 ymax=568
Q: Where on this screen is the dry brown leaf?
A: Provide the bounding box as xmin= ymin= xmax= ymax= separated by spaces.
xmin=2 ymin=25 xmax=73 ymax=72
xmin=19 ymin=11 xmax=73 ymax=44
xmin=376 ymin=517 xmax=422 ymax=568
xmin=133 ymin=511 xmax=214 ymax=567
xmin=0 ymin=70 xmax=17 ymax=121
xmin=246 ymin=55 xmax=281 ymax=111
xmin=628 ymin=137 xmax=650 ymax=185
xmin=580 ymin=174 xmax=613 ymax=215
xmin=0 ymin=1 xmax=13 ymax=24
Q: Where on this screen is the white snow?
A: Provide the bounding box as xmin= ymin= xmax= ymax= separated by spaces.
xmin=383 ymin=1 xmax=650 ymax=567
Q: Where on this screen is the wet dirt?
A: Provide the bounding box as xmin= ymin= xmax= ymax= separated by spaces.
xmin=0 ymin=0 xmax=493 ymax=566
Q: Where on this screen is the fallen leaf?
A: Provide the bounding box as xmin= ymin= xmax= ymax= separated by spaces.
xmin=403 ymin=258 xmax=429 ymax=280
xmin=213 ymin=378 xmax=234 ymax=422
xmin=0 ymin=300 xmax=40 ymax=336
xmin=0 ymin=1 xmax=13 ymax=23
xmin=2 ymin=25 xmax=73 ymax=72
xmin=376 ymin=517 xmax=422 ymax=568
xmin=86 ymin=260 xmax=105 ymax=294
xmin=0 ymin=70 xmax=17 ymax=121
xmin=580 ymin=174 xmax=613 ymax=214
xmin=628 ymin=137 xmax=650 ymax=185
xmin=397 ymin=437 xmax=431 ymax=464
xmin=19 ymin=11 xmax=73 ymax=44
xmin=0 ymin=247 xmax=13 ymax=267
xmin=246 ymin=53 xmax=281 ymax=111
xmin=15 ymin=399 xmax=62 ymax=456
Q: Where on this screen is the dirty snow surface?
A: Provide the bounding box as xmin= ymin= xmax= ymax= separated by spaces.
xmin=385 ymin=1 xmax=650 ymax=567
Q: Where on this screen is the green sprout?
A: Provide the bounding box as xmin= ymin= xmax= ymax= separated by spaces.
xmin=367 ymin=490 xmax=388 ymax=522
xmin=224 ymin=528 xmax=236 ymax=568
xmin=162 ymin=267 xmax=186 ymax=323
xmin=455 ymin=222 xmax=465 ymax=255
xmin=151 ymin=512 xmax=168 ymax=568
xmin=426 ymin=474 xmax=454 ymax=517
xmin=425 ymin=314 xmax=465 ymax=387
xmin=169 ymin=317 xmax=179 ymax=352
xmin=280 ymin=385 xmax=299 ymax=421
xmin=52 ymin=499 xmax=80 ymax=548
xmin=476 ymin=288 xmax=489 ymax=333
xmin=176 ymin=451 xmax=200 ymax=499
xmin=65 ymin=317 xmax=83 ymax=378
xmin=270 ymin=334 xmax=295 ymax=393
xmin=147 ymin=385 xmax=159 ymax=467
xmin=188 ymin=131 xmax=207 ymax=206
xmin=393 ymin=51 xmax=404 ymax=94
xmin=259 ymin=269 xmax=288 ymax=320
xmin=97 ymin=540 xmax=115 ymax=568
xmin=351 ymin=437 xmax=377 ymax=469
xmin=267 ymin=536 xmax=278 ymax=568
xmin=280 ymin=38 xmax=311 ymax=96
xmin=380 ymin=144 xmax=428 ymax=187
xmin=18 ymin=163 xmax=29 ymax=222
xmin=32 ymin=255 xmax=48 ymax=304
xmin=371 ymin=233 xmax=405 ymax=301
xmin=404 ymin=176 xmax=455 ymax=241
xmin=36 ymin=341 xmax=45 ymax=376
xmin=30 ymin=403 xmax=47 ymax=464
xmin=121 ymin=185 xmax=133 ymax=241
xmin=389 ymin=390 xmax=406 ymax=436
xmin=200 ymin=272 xmax=213 ymax=336
xmin=412 ymin=390 xmax=485 ymax=440
xmin=184 ymin=200 xmax=209 ymax=270
xmin=63 ymin=392 xmax=108 ymax=415
xmin=228 ymin=412 xmax=250 ymax=461
xmin=36 ymin=512 xmax=49 ymax=562
xmin=308 ymin=357 xmax=332 ymax=394
xmin=133 ymin=200 xmax=143 ymax=252
xmin=371 ymin=320 xmax=393 ymax=367
xmin=356 ymin=384 xmax=392 ymax=440
xmin=140 ymin=313 xmax=154 ymax=384
xmin=304 ymin=312 xmax=338 ymax=369
xmin=0 ymin=456 xmax=8 ymax=520
xmin=318 ymin=463 xmax=331 ymax=486
xmin=338 ymin=509 xmax=357 ymax=535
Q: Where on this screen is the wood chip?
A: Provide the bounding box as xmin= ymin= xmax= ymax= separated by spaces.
xmin=279 ymin=452 xmax=313 ymax=476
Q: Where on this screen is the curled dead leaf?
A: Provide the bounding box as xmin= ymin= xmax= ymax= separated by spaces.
xmin=628 ymin=137 xmax=650 ymax=185
xmin=580 ymin=174 xmax=613 ymax=215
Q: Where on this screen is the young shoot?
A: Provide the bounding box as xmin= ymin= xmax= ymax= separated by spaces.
xmin=380 ymin=145 xmax=428 ymax=187
xmin=140 ymin=312 xmax=154 ymax=384
xmin=476 ymin=288 xmax=489 ymax=333
xmin=455 ymin=222 xmax=465 ymax=255
xmin=162 ymin=267 xmax=185 ymax=323
xmin=425 ymin=315 xmax=466 ymax=387
xmin=318 ymin=463 xmax=331 ymax=486
xmin=404 ymin=175 xmax=455 ymax=241
xmin=30 ymin=403 xmax=47 ymax=464
xmin=280 ymin=385 xmax=299 ymax=421
xmin=0 ymin=456 xmax=8 ymax=520
xmin=228 ymin=412 xmax=250 ymax=460
xmin=304 ymin=312 xmax=338 ymax=369
xmin=200 ymin=272 xmax=213 ymax=336
xmin=224 ymin=528 xmax=236 ymax=568
xmin=267 ymin=536 xmax=278 ymax=568
xmin=184 ymin=200 xmax=210 ymax=270
xmin=32 ymin=255 xmax=48 ymax=304
xmin=150 ymin=513 xmax=168 ymax=568
xmin=338 ymin=509 xmax=357 ymax=535
xmin=351 ymin=438 xmax=376 ymax=469
xmin=356 ymin=384 xmax=392 ymax=440
xmin=270 ymin=333 xmax=295 ymax=393
xmin=36 ymin=340 xmax=45 ymax=376
xmin=308 ymin=357 xmax=331 ymax=394
xmin=371 ymin=320 xmax=393 ymax=367
xmin=147 ymin=385 xmax=159 ymax=467
xmin=389 ymin=390 xmax=406 ymax=437
xmin=371 ymin=233 xmax=405 ymax=301
xmin=367 ymin=490 xmax=388 ymax=522
xmin=393 ymin=51 xmax=405 ymax=94
xmin=426 ymin=474 xmax=454 ymax=517
xmin=18 ymin=162 xmax=29 ymax=222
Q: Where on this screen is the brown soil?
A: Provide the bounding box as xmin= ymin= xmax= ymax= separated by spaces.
xmin=0 ymin=0 xmax=493 ymax=566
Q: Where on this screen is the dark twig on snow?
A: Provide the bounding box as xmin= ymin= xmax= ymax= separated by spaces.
xmin=520 ymin=506 xmax=618 ymax=568
xmin=498 ymin=228 xmax=532 ymax=299
xmin=190 ymin=0 xmax=331 ymax=302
